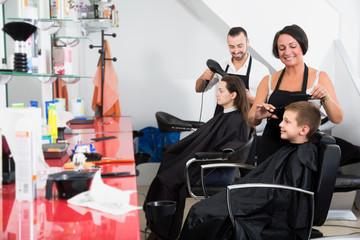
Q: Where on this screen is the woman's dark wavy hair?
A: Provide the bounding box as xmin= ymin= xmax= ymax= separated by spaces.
xmin=220 ymin=75 xmax=250 ymax=124
xmin=272 ymin=24 xmax=308 ymax=58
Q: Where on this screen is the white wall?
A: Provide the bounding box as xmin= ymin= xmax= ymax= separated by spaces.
xmin=78 ymin=0 xmax=359 ymax=133
xmin=328 ymin=0 xmax=360 ymax=74
xmin=81 ymin=0 xmax=230 ymax=130
xmin=200 ymin=0 xmax=340 ymax=71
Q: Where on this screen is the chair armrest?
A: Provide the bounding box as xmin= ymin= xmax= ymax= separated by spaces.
xmin=185 ymin=157 xmax=228 ymax=199
xmin=199 ymin=163 xmax=256 ymax=198
xmin=168 ymin=122 xmax=193 ymax=131
xmin=195 ymin=151 xmax=232 ymax=160
xmin=184 ymin=121 xmax=205 ymax=129
xmin=226 ymin=183 xmax=314 ymax=239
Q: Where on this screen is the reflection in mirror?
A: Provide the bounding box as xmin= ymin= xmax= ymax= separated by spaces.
xmin=60 ymin=77 xmax=80 ymax=84
xmin=38 ymin=21 xmax=56 ymax=31
xmin=39 ymin=76 xmax=57 ymax=84
xmin=47 ymin=21 xmax=61 ymax=35
xmin=0 ymin=74 xmax=12 ymax=84
xmin=58 ymin=38 xmax=80 ymax=47
xmin=7 ymin=77 xmax=42 ymax=108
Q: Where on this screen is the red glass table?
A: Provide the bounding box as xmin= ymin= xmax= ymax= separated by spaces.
xmin=1 ymin=116 xmax=141 ymax=240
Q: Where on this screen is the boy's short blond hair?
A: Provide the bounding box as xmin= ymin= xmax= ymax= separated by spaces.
xmin=285 ymin=101 xmax=321 ymax=138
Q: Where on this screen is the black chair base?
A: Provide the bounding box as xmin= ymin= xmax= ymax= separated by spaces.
xmin=135 ymin=152 xmax=151 ymax=166
xmin=310 ymin=228 xmax=323 ymax=238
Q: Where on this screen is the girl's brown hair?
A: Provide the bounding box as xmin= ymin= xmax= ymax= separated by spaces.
xmin=220 ymin=75 xmax=250 ymax=125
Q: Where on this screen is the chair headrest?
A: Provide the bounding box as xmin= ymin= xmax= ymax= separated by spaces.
xmin=310 ymin=131 xmax=336 ymax=146
xmin=155 ymin=111 xmax=192 ymax=132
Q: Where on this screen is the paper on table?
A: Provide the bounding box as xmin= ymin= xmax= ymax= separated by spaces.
xmin=67 ymin=171 xmax=141 ymax=215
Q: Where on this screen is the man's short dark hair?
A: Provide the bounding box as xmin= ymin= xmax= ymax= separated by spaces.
xmin=272 ymin=24 xmax=308 ymax=58
xmin=228 ymin=27 xmax=248 ymax=38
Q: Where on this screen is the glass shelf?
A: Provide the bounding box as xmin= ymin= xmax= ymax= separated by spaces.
xmin=52 ymin=36 xmax=89 ymax=40
xmin=0 ymin=71 xmax=91 ymax=78
xmin=7 ymin=17 xmax=74 ymax=22
xmin=81 ymin=18 xmax=112 ymax=35
xmin=52 ymin=36 xmax=89 ymax=47
xmin=40 ymin=18 xmax=75 ymax=22
xmin=59 ymin=75 xmax=91 ymax=84
xmin=37 ymin=18 xmax=76 ymax=31
xmin=0 ymin=71 xmax=91 ymax=84
xmin=0 ymin=71 xmax=55 ymax=77
xmin=7 ymin=17 xmax=115 ymax=35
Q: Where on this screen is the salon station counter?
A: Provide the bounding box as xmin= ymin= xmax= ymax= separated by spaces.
xmin=1 ymin=116 xmax=141 ymax=240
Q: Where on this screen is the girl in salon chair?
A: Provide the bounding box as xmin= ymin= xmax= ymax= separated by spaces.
xmin=144 ymin=75 xmax=252 ymax=240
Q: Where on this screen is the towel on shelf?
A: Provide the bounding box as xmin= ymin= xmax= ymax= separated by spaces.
xmin=92 ymin=40 xmax=121 ymax=117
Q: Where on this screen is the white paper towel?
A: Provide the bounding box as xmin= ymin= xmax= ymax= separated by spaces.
xmin=67 ymin=171 xmax=141 ymax=215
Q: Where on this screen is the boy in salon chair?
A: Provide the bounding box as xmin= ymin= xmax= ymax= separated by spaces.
xmin=180 ymin=101 xmax=321 ymax=240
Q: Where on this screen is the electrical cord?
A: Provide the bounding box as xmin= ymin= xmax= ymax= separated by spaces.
xmin=199 ymin=80 xmax=210 ymax=122
xmin=199 ymin=91 xmax=205 ymax=122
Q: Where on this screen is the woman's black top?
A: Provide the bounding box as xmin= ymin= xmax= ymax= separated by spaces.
xmin=257 ymin=64 xmax=310 ymax=164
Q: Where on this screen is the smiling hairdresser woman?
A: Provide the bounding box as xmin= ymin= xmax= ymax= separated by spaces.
xmin=248 ymin=24 xmax=344 ymax=164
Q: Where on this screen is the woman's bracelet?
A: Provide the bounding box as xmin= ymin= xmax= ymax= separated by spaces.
xmin=321 ymin=95 xmax=330 ymax=104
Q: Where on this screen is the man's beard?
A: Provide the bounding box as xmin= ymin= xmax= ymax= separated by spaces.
xmin=233 ymin=52 xmax=247 ymax=61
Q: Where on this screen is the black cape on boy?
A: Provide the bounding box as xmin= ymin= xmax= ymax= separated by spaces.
xmin=180 ymin=142 xmax=318 ymax=240
xmin=144 ymin=109 xmax=250 ymax=240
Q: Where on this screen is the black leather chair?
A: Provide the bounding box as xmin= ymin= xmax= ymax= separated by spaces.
xmin=224 ymin=132 xmax=341 ymax=239
xmin=227 ymin=183 xmax=314 ymax=239
xmin=132 ymin=130 xmax=151 ymax=177
xmin=310 ymin=132 xmax=341 ymax=237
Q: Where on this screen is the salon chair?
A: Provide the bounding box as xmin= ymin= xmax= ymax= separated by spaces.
xmin=2 ymin=135 xmax=15 ymax=185
xmin=156 ymin=111 xmax=256 ymax=199
xmin=132 ymin=130 xmax=151 ymax=166
xmin=185 ymin=131 xmax=255 ymax=200
xmin=225 ymin=132 xmax=340 ymax=239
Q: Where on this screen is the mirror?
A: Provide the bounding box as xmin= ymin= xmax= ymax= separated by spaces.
xmin=7 ymin=77 xmax=42 ymax=107
xmin=1 ymin=1 xmax=53 ymax=112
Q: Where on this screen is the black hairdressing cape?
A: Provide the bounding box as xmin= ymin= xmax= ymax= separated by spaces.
xmin=180 ymin=142 xmax=317 ymax=240
xmin=144 ymin=110 xmax=250 ymax=240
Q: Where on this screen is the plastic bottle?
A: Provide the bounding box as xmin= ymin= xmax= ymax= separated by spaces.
xmin=94 ymin=4 xmax=99 ymax=18
xmin=48 ymin=104 xmax=58 ymax=143
xmin=14 ymin=115 xmax=37 ymax=201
